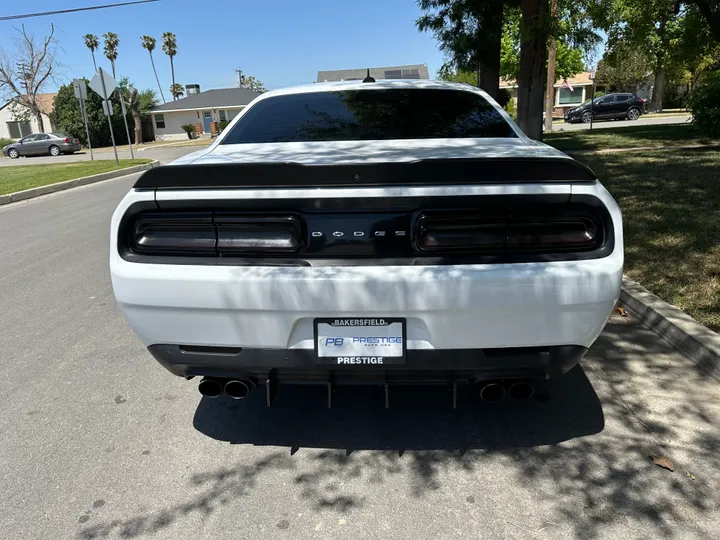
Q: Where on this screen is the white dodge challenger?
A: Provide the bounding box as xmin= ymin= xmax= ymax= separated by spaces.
xmin=110 ymin=80 xmax=623 ymax=405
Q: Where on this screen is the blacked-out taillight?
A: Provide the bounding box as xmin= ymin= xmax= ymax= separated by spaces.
xmin=414 ymin=210 xmax=603 ymax=254
xmin=215 ymin=215 xmax=301 ymax=254
xmin=133 ymin=214 xmax=215 ymax=255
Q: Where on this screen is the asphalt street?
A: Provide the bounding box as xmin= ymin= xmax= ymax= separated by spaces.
xmin=551 ymin=114 xmax=692 ymax=132
xmin=0 ymin=162 xmax=718 ymax=539
xmin=0 ymin=144 xmax=207 ymax=167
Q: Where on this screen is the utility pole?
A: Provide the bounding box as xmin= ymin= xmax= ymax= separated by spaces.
xmin=235 ymin=67 xmax=244 ymax=88
xmin=544 ymin=0 xmax=559 ymax=133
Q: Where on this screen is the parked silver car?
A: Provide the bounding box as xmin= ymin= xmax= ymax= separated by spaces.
xmin=2 ymin=133 xmax=82 ymax=159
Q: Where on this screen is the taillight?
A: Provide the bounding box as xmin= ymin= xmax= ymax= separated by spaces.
xmin=215 ymin=215 xmax=301 ymax=253
xmin=63 ymin=137 xmax=71 ymax=143
xmin=415 ymin=211 xmax=602 ymax=253
xmin=128 ymin=213 xmax=301 ymax=256
xmin=133 ymin=214 xmax=215 ymax=255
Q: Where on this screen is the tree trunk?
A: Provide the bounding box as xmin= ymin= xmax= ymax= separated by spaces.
xmin=477 ymin=1 xmax=503 ymax=100
xmin=91 ymin=52 xmax=97 ymax=72
xmin=544 ymin=0 xmax=559 ymax=133
xmin=132 ymin=111 xmax=142 ymax=145
xmin=517 ymin=0 xmax=549 ymax=141
xmin=170 ymin=57 xmax=176 ymax=100
xmin=651 ymin=66 xmax=665 ymax=112
xmin=35 ymin=108 xmax=45 ymax=133
xmin=150 ymin=53 xmax=166 ymax=103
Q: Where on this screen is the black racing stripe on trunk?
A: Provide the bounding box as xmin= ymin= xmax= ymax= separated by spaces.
xmin=133 ymin=157 xmax=596 ymax=189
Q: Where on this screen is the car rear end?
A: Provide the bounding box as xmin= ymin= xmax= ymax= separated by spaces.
xmin=53 ymin=134 xmax=81 ymax=153
xmin=110 ymin=82 xmax=623 ymax=403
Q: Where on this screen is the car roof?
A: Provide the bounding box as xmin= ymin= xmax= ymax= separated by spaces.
xmin=261 ymin=79 xmax=484 ymax=98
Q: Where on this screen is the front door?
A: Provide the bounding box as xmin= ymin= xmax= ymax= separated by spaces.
xmin=202 ymin=111 xmax=212 ymax=133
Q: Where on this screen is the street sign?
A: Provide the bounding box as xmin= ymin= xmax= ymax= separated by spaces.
xmin=89 ymin=68 xmax=118 ymax=99
xmin=72 ymin=78 xmax=87 ymax=100
xmin=101 ymin=100 xmax=114 ymax=116
xmin=589 ymin=69 xmax=596 ymax=80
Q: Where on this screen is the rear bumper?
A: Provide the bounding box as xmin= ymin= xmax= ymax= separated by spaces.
xmin=149 ymin=344 xmax=589 ymax=382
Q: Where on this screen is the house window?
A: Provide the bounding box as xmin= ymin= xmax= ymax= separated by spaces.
xmin=6 ymin=121 xmax=31 ymax=139
xmin=155 ymin=114 xmax=165 ymax=129
xmin=219 ymin=110 xmax=227 ymax=122
xmin=558 ymin=87 xmax=583 ymax=105
xmin=384 ymin=70 xmax=402 ymax=79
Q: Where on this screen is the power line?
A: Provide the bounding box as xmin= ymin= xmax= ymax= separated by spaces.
xmin=0 ymin=0 xmax=160 ymax=21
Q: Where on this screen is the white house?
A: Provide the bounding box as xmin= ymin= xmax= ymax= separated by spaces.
xmin=150 ymin=87 xmax=263 ymax=141
xmin=0 ymin=93 xmax=56 ymax=140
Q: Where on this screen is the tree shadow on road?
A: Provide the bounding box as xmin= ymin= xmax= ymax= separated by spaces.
xmin=79 ymin=318 xmax=720 ymax=539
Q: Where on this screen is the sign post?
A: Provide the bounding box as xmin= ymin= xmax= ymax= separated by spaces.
xmin=89 ymin=67 xmax=119 ymax=165
xmin=73 ymin=78 xmax=93 ymax=161
xmin=117 ymin=81 xmax=135 ymax=160
xmin=589 ymin=68 xmax=596 ymax=131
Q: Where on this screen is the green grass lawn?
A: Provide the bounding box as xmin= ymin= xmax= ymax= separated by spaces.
xmin=0 ymin=159 xmax=151 ymax=196
xmin=545 ymin=123 xmax=716 ymax=152
xmin=574 ymin=149 xmax=720 ymax=331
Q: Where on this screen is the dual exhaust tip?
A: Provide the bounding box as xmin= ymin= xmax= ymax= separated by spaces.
xmin=476 ymin=380 xmax=535 ymax=403
xmin=198 ymin=377 xmax=256 ymax=399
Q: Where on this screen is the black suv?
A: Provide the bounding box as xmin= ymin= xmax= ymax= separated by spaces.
xmin=564 ymin=93 xmax=646 ymax=124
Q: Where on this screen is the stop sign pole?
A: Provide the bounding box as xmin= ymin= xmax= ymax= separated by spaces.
xmin=89 ymin=67 xmax=119 ymax=165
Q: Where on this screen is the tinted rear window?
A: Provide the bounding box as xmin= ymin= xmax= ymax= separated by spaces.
xmin=221 ymin=89 xmax=516 ymax=144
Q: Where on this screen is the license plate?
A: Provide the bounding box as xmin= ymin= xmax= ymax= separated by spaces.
xmin=314 ymin=318 xmax=406 ymax=365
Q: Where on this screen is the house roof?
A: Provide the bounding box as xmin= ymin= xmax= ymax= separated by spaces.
xmin=150 ymin=88 xmax=263 ymax=113
xmin=0 ymin=92 xmax=57 ymax=114
xmin=499 ymin=71 xmax=593 ymax=89
xmin=317 ymin=64 xmax=430 ymax=82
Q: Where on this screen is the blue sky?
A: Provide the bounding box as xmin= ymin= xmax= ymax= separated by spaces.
xmin=0 ymin=0 xmax=446 ymax=97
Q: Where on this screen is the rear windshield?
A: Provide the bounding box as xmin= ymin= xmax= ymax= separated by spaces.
xmin=221 ymin=89 xmax=516 ymax=144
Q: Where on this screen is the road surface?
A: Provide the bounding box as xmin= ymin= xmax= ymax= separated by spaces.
xmin=551 ymin=114 xmax=691 ymax=132
xmin=0 ymin=145 xmax=207 ymax=167
xmin=0 ymin=164 xmax=718 ymax=539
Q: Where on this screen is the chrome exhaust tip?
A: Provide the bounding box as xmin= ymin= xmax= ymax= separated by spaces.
xmin=224 ymin=379 xmax=254 ymax=400
xmin=198 ymin=377 xmax=223 ymax=398
xmin=508 ymin=381 xmax=535 ymax=401
xmin=478 ymin=382 xmax=506 ymax=403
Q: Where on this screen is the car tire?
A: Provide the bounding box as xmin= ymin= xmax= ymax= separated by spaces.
xmin=581 ymin=111 xmax=593 ymax=123
xmin=627 ymin=108 xmax=641 ymax=121
xmin=49 ymin=145 xmax=61 ymax=156
xmin=8 ymin=148 xmax=20 ymax=159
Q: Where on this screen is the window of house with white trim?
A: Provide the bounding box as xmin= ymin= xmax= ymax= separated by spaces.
xmin=558 ymin=87 xmax=583 ymax=105
xmin=219 ymin=110 xmax=227 ymax=122
xmin=155 ymin=114 xmax=165 ymax=129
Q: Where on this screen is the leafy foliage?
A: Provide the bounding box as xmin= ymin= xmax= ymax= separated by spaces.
xmin=102 ymin=32 xmax=120 ymax=77
xmin=49 ymin=79 xmax=147 ymax=147
xmin=170 ymin=83 xmax=184 ymax=99
xmin=436 ymin=65 xmax=478 ymax=85
xmin=238 ymin=74 xmax=267 ymax=93
xmin=687 ymin=70 xmax=720 ymax=137
xmin=181 ymin=124 xmax=195 ymax=138
xmin=596 ymin=41 xmax=652 ymax=91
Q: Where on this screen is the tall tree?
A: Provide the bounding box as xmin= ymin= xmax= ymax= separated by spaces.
xmin=417 ymin=0 xmax=510 ymax=99
xmin=237 ymin=70 xmax=268 ymax=92
xmin=687 ymin=0 xmax=720 ymax=43
xmin=0 ymin=24 xmax=57 ymax=133
xmin=516 ymin=0 xmax=550 ymax=140
xmin=169 ymin=82 xmax=184 ymax=100
xmin=544 ymin=0 xmax=559 ymax=132
xmin=83 ymin=34 xmax=99 ymax=72
xmin=102 ymin=32 xmax=120 ymax=78
xmin=162 ymin=32 xmax=178 ymax=100
xmin=141 ymin=35 xmax=166 ymax=103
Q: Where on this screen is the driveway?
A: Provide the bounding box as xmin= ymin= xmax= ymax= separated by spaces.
xmin=551 ymin=114 xmax=692 ymax=132
xmin=0 ymin=144 xmax=207 ymax=167
xmin=0 ymin=172 xmax=718 ymax=539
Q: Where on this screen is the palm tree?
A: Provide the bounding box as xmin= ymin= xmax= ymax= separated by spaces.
xmin=161 ymin=32 xmax=178 ymax=100
xmin=126 ymin=88 xmax=143 ymax=145
xmin=102 ymin=32 xmax=120 ymax=78
xmin=170 ymin=83 xmax=184 ymax=100
xmin=141 ymin=35 xmax=166 ymax=103
xmin=83 ymin=34 xmax=99 ymax=72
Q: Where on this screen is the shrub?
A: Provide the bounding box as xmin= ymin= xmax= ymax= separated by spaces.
xmin=218 ymin=121 xmax=229 ymax=132
xmin=0 ymin=137 xmax=15 ymax=148
xmin=687 ymin=71 xmax=720 ymax=138
xmin=181 ymin=124 xmax=195 ymax=139
xmin=496 ymin=88 xmax=512 ymax=108
xmin=503 ymin=98 xmax=516 ymax=120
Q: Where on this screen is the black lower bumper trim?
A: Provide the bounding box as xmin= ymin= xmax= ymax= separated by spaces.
xmin=148 ymin=344 xmax=588 ymax=383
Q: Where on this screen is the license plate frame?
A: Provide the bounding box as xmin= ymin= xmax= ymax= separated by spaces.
xmin=314 ymin=317 xmax=407 ymax=365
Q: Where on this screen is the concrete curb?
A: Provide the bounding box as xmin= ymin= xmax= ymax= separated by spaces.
xmin=0 ymin=160 xmax=159 ymax=207
xmin=620 ymin=276 xmax=720 ymax=381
